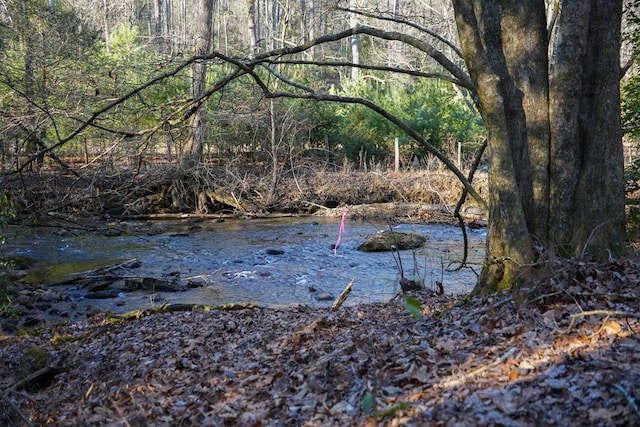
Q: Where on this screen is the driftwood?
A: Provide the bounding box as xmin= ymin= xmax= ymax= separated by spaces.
xmin=113 ymin=302 xmax=261 ymax=321
xmin=198 ymin=188 xmax=256 ymax=213
xmin=331 ymin=280 xmax=354 ymax=310
xmin=43 ymin=259 xmax=140 ymax=287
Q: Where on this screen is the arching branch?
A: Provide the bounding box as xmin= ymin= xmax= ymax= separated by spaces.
xmin=254 ymin=25 xmax=475 ymax=93
xmin=336 ymin=6 xmax=465 ymax=59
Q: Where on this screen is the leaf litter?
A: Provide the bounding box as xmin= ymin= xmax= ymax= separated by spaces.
xmin=1 ymin=257 xmax=639 ymax=426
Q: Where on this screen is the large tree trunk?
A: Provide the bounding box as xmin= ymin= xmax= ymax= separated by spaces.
xmin=549 ymin=0 xmax=625 ymax=258
xmin=452 ymin=0 xmax=624 ymax=293
xmin=180 ymin=0 xmax=213 ymax=169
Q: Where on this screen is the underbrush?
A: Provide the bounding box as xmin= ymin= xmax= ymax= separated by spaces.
xmin=0 ymin=163 xmax=481 ymax=218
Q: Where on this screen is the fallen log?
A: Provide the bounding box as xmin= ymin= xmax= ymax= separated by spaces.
xmin=42 ymin=259 xmax=140 ymax=287
xmin=112 ymin=302 xmax=261 ymax=321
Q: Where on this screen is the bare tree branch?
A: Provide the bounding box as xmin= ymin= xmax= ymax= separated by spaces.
xmin=337 ymin=6 xmax=465 ymax=59
xmin=254 ymin=25 xmax=474 ymax=92
xmin=267 ymin=59 xmax=466 ymax=86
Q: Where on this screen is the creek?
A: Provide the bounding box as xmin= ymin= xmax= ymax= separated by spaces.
xmin=5 ymin=216 xmax=485 ymax=320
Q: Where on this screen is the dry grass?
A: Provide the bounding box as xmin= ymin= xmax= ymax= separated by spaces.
xmin=0 ymin=162 xmax=487 ymax=219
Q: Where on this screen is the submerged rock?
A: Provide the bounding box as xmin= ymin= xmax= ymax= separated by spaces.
xmin=266 ymin=249 xmax=285 ymax=255
xmin=358 ymin=230 xmax=426 ymax=252
xmin=308 ymin=286 xmax=334 ymax=301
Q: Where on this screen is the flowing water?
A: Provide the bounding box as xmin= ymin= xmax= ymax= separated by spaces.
xmin=5 ymin=216 xmax=485 ymax=317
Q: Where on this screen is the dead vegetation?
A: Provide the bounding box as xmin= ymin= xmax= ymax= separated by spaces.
xmin=1 ymin=256 xmax=639 ymax=426
xmin=0 ymin=163 xmax=479 ymax=220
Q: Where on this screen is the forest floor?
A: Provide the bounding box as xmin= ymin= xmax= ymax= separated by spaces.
xmin=1 ymin=256 xmax=639 ymax=426
xmin=1 ymin=165 xmax=640 ymax=426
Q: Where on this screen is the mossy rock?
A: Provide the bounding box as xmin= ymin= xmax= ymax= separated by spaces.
xmin=358 ymin=230 xmax=426 ymax=252
xmin=15 ymin=347 xmax=49 ymax=380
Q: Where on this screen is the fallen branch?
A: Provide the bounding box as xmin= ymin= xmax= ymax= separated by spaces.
xmin=557 ymin=310 xmax=640 ymax=334
xmin=441 ymin=347 xmax=517 ymax=388
xmin=43 ymin=259 xmax=140 ymax=287
xmin=332 ymin=280 xmax=354 ymax=310
xmin=1 ymin=365 xmax=66 ymax=427
xmin=112 ymin=302 xmax=261 ymax=321
xmin=614 ymin=383 xmax=640 ymax=416
xmin=461 ymin=296 xmax=512 ymax=325
xmin=1 ymin=389 xmax=35 ymax=427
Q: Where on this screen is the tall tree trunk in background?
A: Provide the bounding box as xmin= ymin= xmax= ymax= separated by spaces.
xmin=349 ymin=0 xmax=360 ymax=82
xmin=271 ymin=0 xmax=278 ymax=49
xmin=180 ymin=0 xmax=187 ymax=47
xmin=103 ymin=0 xmax=110 ymax=53
xmin=23 ymin=47 xmax=41 ymax=171
xmin=180 ymin=0 xmax=213 ymax=169
xmin=20 ymin=2 xmax=43 ymax=171
xmin=155 ymin=0 xmax=165 ymax=52
xmin=308 ymin=0 xmax=315 ymax=59
xmin=452 ymin=0 xmax=624 ymax=293
xmin=165 ymin=0 xmax=173 ymax=52
xmin=248 ymin=0 xmax=258 ymax=54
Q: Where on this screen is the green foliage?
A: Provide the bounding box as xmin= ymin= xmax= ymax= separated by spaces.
xmin=326 ymin=78 xmax=484 ymax=165
xmin=0 ymin=190 xmax=21 ymax=245
xmin=0 ymin=0 xmax=197 ymax=162
xmin=401 ymin=297 xmax=423 ymax=320
xmin=107 ymin=21 xmax=143 ymax=63
xmin=0 ymin=0 xmax=487 ymax=175
xmin=361 ymin=391 xmax=375 ymax=415
xmin=622 ymin=75 xmax=640 ymax=138
xmin=361 ymin=389 xmax=410 ymax=419
xmin=623 ymin=1 xmax=640 ymax=137
xmin=0 ymin=277 xmax=17 ymax=317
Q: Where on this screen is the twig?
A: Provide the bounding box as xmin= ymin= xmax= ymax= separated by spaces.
xmin=0 ymin=366 xmax=61 ymax=427
xmin=461 ymin=296 xmax=512 ymax=324
xmin=614 ymin=383 xmax=640 ymax=416
xmin=556 ymin=310 xmax=640 ymax=334
xmin=332 ymin=280 xmax=354 ymax=310
xmin=111 ymin=400 xmax=132 ymax=427
xmin=579 ymin=219 xmax=619 ymax=260
xmin=442 ymin=347 xmax=517 ymax=388
xmin=1 ymin=389 xmax=35 ymax=427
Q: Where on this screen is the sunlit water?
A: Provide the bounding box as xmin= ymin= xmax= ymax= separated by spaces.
xmin=5 ymin=217 xmax=485 ymax=315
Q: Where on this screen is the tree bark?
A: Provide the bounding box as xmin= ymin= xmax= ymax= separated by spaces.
xmin=155 ymin=0 xmax=165 ymax=52
xmin=180 ymin=0 xmax=214 ymax=169
xmin=349 ymin=0 xmax=360 ymax=82
xmin=247 ymin=0 xmax=258 ymax=54
xmin=452 ymin=0 xmax=625 ymax=293
xmin=549 ymin=0 xmax=625 ymax=258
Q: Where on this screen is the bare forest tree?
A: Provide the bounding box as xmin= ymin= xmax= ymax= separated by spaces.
xmin=180 ymin=0 xmax=214 ymax=168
